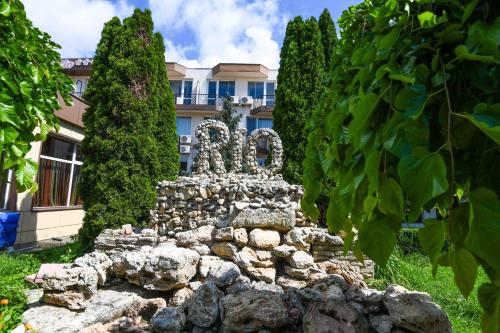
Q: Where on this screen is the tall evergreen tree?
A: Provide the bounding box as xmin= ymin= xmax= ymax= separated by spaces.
xmin=273 ymin=16 xmax=325 ymax=184
xmin=318 ymin=9 xmax=337 ymax=72
xmin=79 ymin=9 xmax=178 ymax=245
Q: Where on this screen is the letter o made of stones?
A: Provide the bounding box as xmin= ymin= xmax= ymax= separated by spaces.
xmin=245 ymin=128 xmax=283 ymax=176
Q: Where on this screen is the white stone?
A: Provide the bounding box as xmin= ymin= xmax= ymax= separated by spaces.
xmin=248 ymin=229 xmax=281 ymax=249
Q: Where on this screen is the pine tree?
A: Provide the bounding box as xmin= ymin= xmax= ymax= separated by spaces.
xmin=79 ymin=9 xmax=178 ymax=246
xmin=273 ymin=16 xmax=325 ymax=184
xmin=318 ymin=9 xmax=337 ymax=72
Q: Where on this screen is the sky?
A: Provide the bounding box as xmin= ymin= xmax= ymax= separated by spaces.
xmin=23 ymin=0 xmax=361 ymax=69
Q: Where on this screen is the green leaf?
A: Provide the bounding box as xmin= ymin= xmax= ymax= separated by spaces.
xmin=0 ymin=102 xmax=18 ymax=127
xmin=0 ymin=1 xmax=11 ymax=16
xmin=448 ymin=205 xmax=469 ymax=245
xmin=395 ymin=84 xmax=428 ymax=119
xmin=365 ymin=150 xmax=381 ymax=194
xmin=462 ymin=103 xmax=500 ymax=144
xmin=455 ymin=45 xmax=500 ymax=64
xmin=349 ymin=93 xmax=380 ymax=150
xmin=15 ymin=158 xmax=38 ymax=192
xmin=376 ymin=28 xmax=399 ymax=60
xmin=418 ymin=11 xmax=448 ymax=28
xmin=418 ymin=218 xmax=445 ymax=264
xmin=450 ymin=248 xmax=478 ymax=298
xmin=465 ymin=188 xmax=500 ymax=274
xmin=462 ymin=0 xmax=479 ymax=24
xmin=397 ymin=148 xmax=449 ymax=221
xmin=478 ymin=283 xmax=500 ymax=333
xmin=378 ymin=177 xmax=404 ymax=218
xmin=359 ymin=216 xmax=397 ymax=266
xmin=0 ymin=127 xmax=19 ymax=144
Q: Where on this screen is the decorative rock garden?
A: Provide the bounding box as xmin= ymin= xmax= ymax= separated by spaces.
xmin=21 ymin=123 xmax=451 ymax=332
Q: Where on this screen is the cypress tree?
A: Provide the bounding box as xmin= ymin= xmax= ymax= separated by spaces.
xmin=273 ymin=17 xmax=325 ymax=184
xmin=318 ymin=9 xmax=337 ymax=72
xmin=79 ymin=9 xmax=178 ymax=245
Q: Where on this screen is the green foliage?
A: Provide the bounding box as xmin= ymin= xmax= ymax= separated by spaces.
xmin=302 ymin=1 xmax=500 ymax=330
xmin=318 ymin=8 xmax=338 ymax=72
xmin=0 ymin=0 xmax=73 ymax=193
xmin=214 ymin=98 xmax=242 ymax=170
xmin=371 ymin=252 xmax=487 ymax=333
xmin=274 ymin=16 xmax=326 ymax=184
xmin=79 ymin=9 xmax=179 ymax=246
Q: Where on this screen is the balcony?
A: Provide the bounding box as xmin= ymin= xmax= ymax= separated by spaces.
xmin=174 ymin=94 xmax=223 ymax=111
xmin=250 ymin=95 xmax=275 ymax=115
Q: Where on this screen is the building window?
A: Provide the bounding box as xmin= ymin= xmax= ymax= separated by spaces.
xmin=208 ymin=81 xmax=217 ymax=105
xmin=246 ymin=118 xmax=273 ymax=134
xmin=266 ymin=82 xmax=275 ymax=106
xmin=180 ymin=155 xmax=189 ymax=172
xmin=33 ymin=135 xmax=83 ymax=208
xmin=74 ymin=80 xmax=83 ymax=97
xmin=176 ymin=117 xmax=191 ymax=136
xmin=170 ymin=80 xmax=182 ymax=104
xmin=218 ymin=81 xmax=235 ymax=97
xmin=183 ymin=81 xmax=193 ymax=105
xmin=248 ymin=82 xmax=264 ymax=99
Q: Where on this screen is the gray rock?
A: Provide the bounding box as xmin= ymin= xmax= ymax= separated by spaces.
xmin=383 ymin=285 xmax=451 ymax=333
xmin=248 ymin=229 xmax=281 ymax=249
xmin=193 ymin=244 xmax=211 ymax=256
xmin=221 ymin=290 xmax=290 ymax=332
xmin=175 ymin=225 xmax=215 ymax=246
xmin=231 ymin=208 xmax=296 ymax=232
xmin=226 ymin=275 xmax=252 ymax=294
xmin=284 ymin=228 xmax=311 ymax=251
xmin=215 ymin=227 xmax=234 ymax=241
xmin=213 ymin=262 xmax=241 ymax=288
xmin=285 ymin=265 xmax=310 ymax=279
xmin=210 ymin=242 xmax=238 ymax=259
xmin=369 ymin=314 xmax=392 ymax=333
xmin=253 ymin=281 xmax=284 ymax=294
xmin=73 ymin=252 xmax=112 ymax=286
xmin=150 ymin=307 xmax=186 ymax=333
xmin=187 ymin=280 xmax=223 ymax=327
xmin=303 ymin=302 xmax=369 ymax=333
xmin=287 ymin=250 xmax=314 ymax=269
xmin=42 ymin=267 xmax=98 ymax=310
xmin=272 ymin=244 xmax=297 ymax=258
xmin=233 ymin=228 xmax=248 ymax=247
xmin=142 ymin=246 xmax=200 ymax=290
xmin=23 ymin=287 xmax=146 ymax=333
xmin=276 ymin=276 xmax=308 ymax=289
xmin=169 ymin=287 xmax=194 ymax=310
xmin=199 ymin=255 xmax=224 ymax=278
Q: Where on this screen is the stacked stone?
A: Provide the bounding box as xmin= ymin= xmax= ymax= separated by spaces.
xmin=150 ymin=175 xmax=314 ymax=234
xmin=245 ymin=127 xmax=283 ymax=176
xmin=193 ymin=119 xmax=230 ymax=176
xmin=95 ymin=225 xmax=157 ymax=256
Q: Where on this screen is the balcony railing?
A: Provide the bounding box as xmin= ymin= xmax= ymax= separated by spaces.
xmin=174 ymin=94 xmax=224 ymax=107
xmin=251 ymin=95 xmax=275 ymax=109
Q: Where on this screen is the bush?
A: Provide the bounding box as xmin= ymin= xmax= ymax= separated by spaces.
xmin=396 ymin=228 xmax=423 ymax=255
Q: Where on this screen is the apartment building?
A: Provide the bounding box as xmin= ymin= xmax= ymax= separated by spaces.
xmin=1 ymin=58 xmax=278 ymax=245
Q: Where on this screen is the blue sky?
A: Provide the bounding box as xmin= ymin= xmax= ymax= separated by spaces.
xmin=24 ymin=0 xmax=361 ymax=68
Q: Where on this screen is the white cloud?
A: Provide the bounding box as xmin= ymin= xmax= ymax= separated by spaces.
xmin=152 ymin=0 xmax=282 ymax=68
xmin=23 ymin=0 xmax=134 ymax=58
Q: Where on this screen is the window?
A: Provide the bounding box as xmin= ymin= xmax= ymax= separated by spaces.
xmin=170 ymin=80 xmax=182 ymax=98
xmin=176 ymin=117 xmax=191 ymax=136
xmin=208 ymin=81 xmax=217 ymax=105
xmin=248 ymin=82 xmax=264 ymax=99
xmin=33 ymin=135 xmax=83 ymax=208
xmin=246 ymin=118 xmax=273 ymax=134
xmin=183 ymin=81 xmax=193 ymax=105
xmin=218 ymin=81 xmax=235 ymax=97
xmin=74 ymin=80 xmax=83 ymax=97
xmin=180 ymin=155 xmax=189 ymax=172
xmin=266 ymin=82 xmax=275 ymax=106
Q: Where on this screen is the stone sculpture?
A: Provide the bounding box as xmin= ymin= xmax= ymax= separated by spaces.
xmin=194 ymin=119 xmax=283 ymax=176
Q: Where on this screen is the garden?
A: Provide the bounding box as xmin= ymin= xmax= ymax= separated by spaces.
xmin=1 ymin=0 xmax=499 ymax=332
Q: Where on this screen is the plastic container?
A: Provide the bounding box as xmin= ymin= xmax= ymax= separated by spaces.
xmin=0 ymin=211 xmax=20 ymax=249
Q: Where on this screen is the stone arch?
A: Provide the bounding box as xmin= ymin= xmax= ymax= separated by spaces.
xmin=245 ymin=128 xmax=283 ymax=176
xmin=194 ymin=120 xmax=230 ymax=175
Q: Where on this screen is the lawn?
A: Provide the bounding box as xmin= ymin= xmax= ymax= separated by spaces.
xmin=0 ymin=243 xmax=84 ymax=333
xmin=369 ymin=250 xmax=487 ymax=333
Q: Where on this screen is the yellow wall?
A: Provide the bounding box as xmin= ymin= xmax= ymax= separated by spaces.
xmin=15 ymin=121 xmax=85 ymax=245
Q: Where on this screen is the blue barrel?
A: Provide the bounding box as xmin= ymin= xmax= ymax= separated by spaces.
xmin=0 ymin=211 xmax=20 ymax=248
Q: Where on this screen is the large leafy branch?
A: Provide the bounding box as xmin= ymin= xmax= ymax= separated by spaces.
xmin=0 ymin=0 xmax=73 ymax=193
xmin=302 ymin=0 xmax=500 ymax=331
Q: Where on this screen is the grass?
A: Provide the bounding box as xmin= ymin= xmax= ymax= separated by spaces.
xmin=0 ymin=242 xmax=85 ymax=333
xmin=369 ymin=249 xmax=487 ymax=333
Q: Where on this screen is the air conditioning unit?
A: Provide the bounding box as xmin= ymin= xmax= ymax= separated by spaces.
xmin=179 ymin=145 xmax=191 ymax=154
xmin=228 ymin=96 xmax=239 ymax=104
xmin=239 ymin=96 xmax=253 ymax=105
xmin=179 ymin=135 xmax=192 ymax=144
